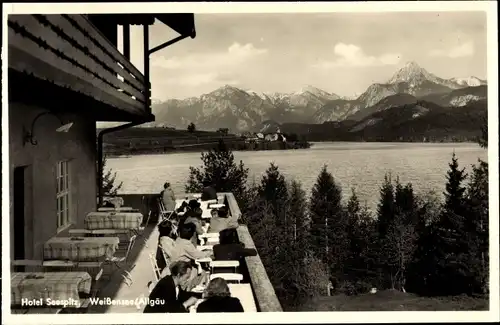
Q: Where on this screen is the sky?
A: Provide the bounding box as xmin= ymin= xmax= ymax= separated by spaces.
xmin=120 ymin=11 xmax=487 ymax=101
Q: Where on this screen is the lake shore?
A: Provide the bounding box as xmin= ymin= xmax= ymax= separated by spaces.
xmin=103 ymin=140 xmax=312 ymax=157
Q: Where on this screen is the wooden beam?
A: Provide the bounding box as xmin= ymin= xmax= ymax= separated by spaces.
xmin=123 ymin=24 xmax=130 ymax=60
xmin=12 ymin=15 xmax=146 ymax=104
xmin=57 ymin=15 xmax=143 ymax=91
xmin=70 ymin=14 xmax=145 ymax=83
xmin=8 ymin=42 xmax=144 ymax=116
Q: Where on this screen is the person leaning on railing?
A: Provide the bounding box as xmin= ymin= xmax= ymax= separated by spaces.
xmin=143 ymin=261 xmax=199 ymax=313
xmin=196 ymin=277 xmax=244 ymax=313
xmin=213 ymin=228 xmax=257 ymax=261
xmin=201 ymin=181 xmax=217 ymax=202
xmin=208 ymin=206 xmax=239 ymax=234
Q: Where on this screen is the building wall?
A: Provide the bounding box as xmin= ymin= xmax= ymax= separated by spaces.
xmin=9 ymin=102 xmax=97 ymax=260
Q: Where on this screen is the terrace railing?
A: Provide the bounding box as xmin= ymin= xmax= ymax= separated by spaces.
xmin=8 ymin=14 xmax=148 ymax=117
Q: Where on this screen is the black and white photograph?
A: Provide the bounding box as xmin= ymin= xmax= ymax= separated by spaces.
xmin=2 ymin=1 xmax=498 ymax=323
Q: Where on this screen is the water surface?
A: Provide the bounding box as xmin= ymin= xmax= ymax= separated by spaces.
xmin=107 ymin=142 xmax=487 ymax=212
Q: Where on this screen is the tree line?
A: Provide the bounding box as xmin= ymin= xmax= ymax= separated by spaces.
xmin=183 ymin=129 xmax=488 ymax=310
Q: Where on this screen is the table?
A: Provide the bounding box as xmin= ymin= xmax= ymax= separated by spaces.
xmin=11 ymin=272 xmax=92 ymax=307
xmin=44 ymin=236 xmax=119 ymax=261
xmin=85 ymin=212 xmax=143 ymax=230
xmin=97 ymin=207 xmax=136 ymax=212
xmin=228 ymin=284 xmax=257 ymax=312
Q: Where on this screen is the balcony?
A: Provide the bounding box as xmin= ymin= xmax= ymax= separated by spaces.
xmin=89 ymin=192 xmax=283 ymax=313
xmin=7 ymin=14 xmax=151 ymax=121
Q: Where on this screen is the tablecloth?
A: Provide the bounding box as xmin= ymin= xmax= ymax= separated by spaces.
xmin=44 ymin=236 xmax=119 ymax=261
xmin=11 ymin=272 xmax=92 ymax=306
xmin=85 ymin=211 xmax=143 ymax=230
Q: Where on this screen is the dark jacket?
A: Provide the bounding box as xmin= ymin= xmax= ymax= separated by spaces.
xmin=197 ymin=296 xmax=244 ymax=313
xmin=213 ymin=243 xmax=257 ymax=261
xmin=201 ymin=186 xmax=217 ymax=201
xmin=143 ymin=276 xmax=192 ymax=313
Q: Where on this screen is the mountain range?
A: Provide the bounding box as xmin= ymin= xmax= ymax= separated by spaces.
xmin=150 ymin=61 xmax=487 ymax=133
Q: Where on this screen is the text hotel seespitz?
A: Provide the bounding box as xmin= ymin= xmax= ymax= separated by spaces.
xmin=20 ymin=295 xmax=159 ymax=309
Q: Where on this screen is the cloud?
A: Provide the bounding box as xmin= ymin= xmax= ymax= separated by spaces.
xmin=313 ymin=43 xmax=401 ymax=69
xmin=151 ymin=42 xmax=268 ymax=71
xmin=428 ymin=41 xmax=474 ymax=58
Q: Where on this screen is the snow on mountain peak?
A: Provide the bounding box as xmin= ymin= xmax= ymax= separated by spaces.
xmin=387 ymin=61 xmax=433 ymax=84
xmin=450 ymin=76 xmax=486 ymax=87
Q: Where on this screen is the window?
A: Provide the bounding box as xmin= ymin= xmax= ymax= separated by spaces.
xmin=56 ymin=160 xmax=71 ymax=230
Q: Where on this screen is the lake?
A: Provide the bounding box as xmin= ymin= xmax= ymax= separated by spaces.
xmin=107 ymin=142 xmax=488 ymax=212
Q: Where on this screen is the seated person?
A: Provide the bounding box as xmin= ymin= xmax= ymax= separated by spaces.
xmin=180 ymin=200 xmax=204 ymax=245
xmin=176 ymin=200 xmax=189 ymax=214
xmin=156 ymin=220 xmax=178 ymax=275
xmin=171 ymin=223 xmax=213 ymax=290
xmin=143 ymin=261 xmax=199 ymax=313
xmin=196 ymin=277 xmax=244 ymax=313
xmin=208 ymin=206 xmax=238 ymax=234
xmin=201 ymin=181 xmax=217 ymax=202
xmin=213 ymin=228 xmax=257 ymax=261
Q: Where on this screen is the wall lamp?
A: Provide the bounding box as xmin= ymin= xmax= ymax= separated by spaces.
xmin=23 ymin=111 xmax=74 ymax=146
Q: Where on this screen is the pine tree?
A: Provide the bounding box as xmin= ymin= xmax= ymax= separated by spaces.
xmin=258 ymin=163 xmax=289 ymax=228
xmin=465 ymin=159 xmax=489 ymax=294
xmin=443 ymin=152 xmax=468 ymax=217
xmin=185 ymin=139 xmax=249 ymax=207
xmin=287 ymin=180 xmax=309 ymax=246
xmin=377 ymin=173 xmax=395 ymax=238
xmin=100 ymin=156 xmax=123 ymax=196
xmin=309 ymin=165 xmax=347 ymax=286
xmin=421 ymin=153 xmax=470 ymax=295
xmin=345 ymin=189 xmax=377 ymax=288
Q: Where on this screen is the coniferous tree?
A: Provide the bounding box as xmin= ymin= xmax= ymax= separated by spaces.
xmin=345 ymin=189 xmax=377 ymax=290
xmin=100 ymin=156 xmax=123 ymax=196
xmin=419 ymin=153 xmax=470 ymax=295
xmin=309 ymin=165 xmax=347 ymax=287
xmin=377 ymin=173 xmax=395 ymax=238
xmin=465 ymin=159 xmax=489 ymax=294
xmin=259 ymin=163 xmax=289 ymax=228
xmin=185 ymin=139 xmax=249 ymax=207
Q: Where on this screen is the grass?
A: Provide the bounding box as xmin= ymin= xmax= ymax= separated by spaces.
xmin=300 ymin=290 xmax=489 ymax=311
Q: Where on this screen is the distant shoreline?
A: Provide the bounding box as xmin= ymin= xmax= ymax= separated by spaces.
xmin=103 ymin=140 xmax=312 ymax=158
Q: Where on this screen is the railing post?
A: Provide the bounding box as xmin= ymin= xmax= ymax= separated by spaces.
xmin=123 ymin=24 xmax=130 ymax=60
xmin=143 ymin=24 xmax=150 ymax=114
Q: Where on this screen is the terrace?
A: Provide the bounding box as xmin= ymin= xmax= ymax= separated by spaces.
xmin=90 ymin=192 xmax=283 ymax=313
xmin=11 ymin=192 xmax=282 ymax=314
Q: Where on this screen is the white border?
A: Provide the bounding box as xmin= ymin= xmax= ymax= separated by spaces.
xmin=2 ymin=1 xmax=499 ymax=324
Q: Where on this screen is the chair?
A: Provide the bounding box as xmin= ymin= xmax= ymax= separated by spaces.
xmin=158 ymin=244 xmax=171 ymax=275
xmin=148 ymin=252 xmax=161 ymax=282
xmin=209 ymin=273 xmax=243 ymax=283
xmin=134 ymin=211 xmax=152 ymax=247
xmin=158 ymin=198 xmax=174 ymax=221
xmin=106 ymin=235 xmax=136 ymax=281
